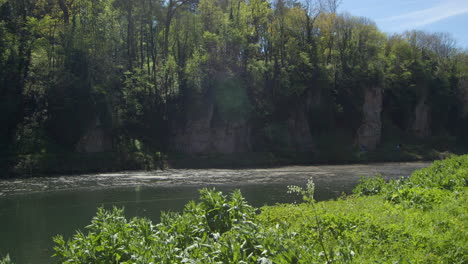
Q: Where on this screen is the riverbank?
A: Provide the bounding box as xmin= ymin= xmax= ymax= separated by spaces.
xmin=6 ymin=142 xmax=461 ymax=178
xmin=3 ymin=155 xmax=465 ymax=263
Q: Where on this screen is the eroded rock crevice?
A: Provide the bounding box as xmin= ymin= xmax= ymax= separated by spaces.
xmin=171 ymin=90 xmax=251 ymax=154
xmin=411 ymin=95 xmax=431 ymax=138
xmin=286 ymin=89 xmax=317 ymax=152
xmin=76 ymin=116 xmax=112 ymax=153
xmin=356 ymin=87 xmax=383 ymax=151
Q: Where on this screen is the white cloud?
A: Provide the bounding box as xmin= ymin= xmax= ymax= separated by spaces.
xmin=378 ymin=0 xmax=468 ymax=31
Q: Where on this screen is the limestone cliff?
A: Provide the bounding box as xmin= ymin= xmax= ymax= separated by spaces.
xmin=76 ymin=116 xmax=112 ymax=153
xmin=286 ymin=90 xmax=316 ymax=152
xmin=170 ymin=91 xmax=317 ymax=154
xmin=171 ymin=91 xmax=251 ymax=154
xmin=356 ymin=87 xmax=382 ymax=151
xmin=411 ymin=95 xmax=431 ymax=138
xmin=460 ymin=79 xmax=468 ymax=117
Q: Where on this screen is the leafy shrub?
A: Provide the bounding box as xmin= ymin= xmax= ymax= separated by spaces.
xmin=409 ymin=155 xmax=468 ymax=190
xmin=0 ymin=255 xmax=13 ymax=264
xmin=384 ymin=186 xmax=448 ymax=210
xmin=53 ymin=189 xmax=262 ymax=263
xmin=287 ymin=177 xmax=316 ymax=202
xmin=53 ymin=207 xmax=157 ymax=263
xmin=353 ymin=174 xmax=387 ymax=196
xmin=355 ymin=155 xmax=468 ymax=209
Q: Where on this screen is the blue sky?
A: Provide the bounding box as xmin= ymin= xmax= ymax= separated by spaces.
xmin=339 ymin=0 xmax=468 ymax=49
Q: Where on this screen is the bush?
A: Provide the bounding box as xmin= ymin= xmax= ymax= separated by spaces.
xmin=354 ymin=155 xmax=468 ymax=209
xmin=53 ymin=189 xmax=260 ymax=263
xmin=0 ymin=255 xmax=13 ymax=264
xmin=409 ymin=155 xmax=468 ymax=190
xmin=384 ymin=186 xmax=448 ymax=210
xmin=353 ymin=174 xmax=387 ymax=196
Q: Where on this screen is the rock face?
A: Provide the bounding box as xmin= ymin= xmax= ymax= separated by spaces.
xmin=76 ymin=116 xmax=112 ymax=153
xmin=172 ymin=121 xmax=251 ymax=154
xmin=411 ymin=96 xmax=431 ymax=138
xmin=171 ymin=93 xmax=251 ymax=154
xmin=286 ymin=96 xmax=315 ymax=152
xmin=171 ymin=77 xmax=320 ymax=154
xmin=463 ymin=94 xmax=468 ymax=117
xmin=356 ymin=88 xmax=382 ymax=151
xmin=460 ymin=79 xmax=468 ymax=117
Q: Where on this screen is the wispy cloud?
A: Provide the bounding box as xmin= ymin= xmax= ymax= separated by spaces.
xmin=378 ymin=0 xmax=468 ymax=31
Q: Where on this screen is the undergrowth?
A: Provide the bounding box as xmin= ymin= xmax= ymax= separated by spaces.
xmin=3 ymin=155 xmax=467 ymax=263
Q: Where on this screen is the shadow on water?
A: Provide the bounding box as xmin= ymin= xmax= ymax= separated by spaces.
xmin=0 ymin=162 xmax=429 ymax=263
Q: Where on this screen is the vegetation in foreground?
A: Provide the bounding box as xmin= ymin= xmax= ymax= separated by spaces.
xmin=2 ymin=155 xmax=467 ymax=263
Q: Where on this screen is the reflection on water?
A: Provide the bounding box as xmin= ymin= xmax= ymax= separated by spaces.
xmin=0 ymin=162 xmax=429 ymax=264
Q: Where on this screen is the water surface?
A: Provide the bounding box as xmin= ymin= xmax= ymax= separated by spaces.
xmin=0 ymin=162 xmax=429 ymax=263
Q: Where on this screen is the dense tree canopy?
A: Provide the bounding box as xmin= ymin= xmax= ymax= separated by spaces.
xmin=1 ymin=0 xmax=467 ymax=176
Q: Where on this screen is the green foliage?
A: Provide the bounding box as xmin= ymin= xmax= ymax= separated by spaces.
xmin=0 ymin=255 xmax=13 ymax=264
xmin=260 ymin=156 xmax=468 ymax=263
xmin=263 ymin=122 xmax=290 ymax=151
xmin=287 ymin=177 xmax=316 ymax=202
xmin=409 ymin=155 xmax=468 ymax=190
xmin=385 ymin=186 xmax=448 ymax=210
xmin=53 ymin=189 xmax=259 ymax=263
xmin=52 ymin=156 xmax=468 ymax=263
xmin=354 ymin=155 xmax=468 ymax=210
xmin=53 ymin=208 xmax=151 ymax=263
xmin=214 ymin=76 xmax=252 ymax=121
xmin=353 ymin=174 xmax=386 ymax=196
xmin=11 ymin=151 xmax=166 ymax=175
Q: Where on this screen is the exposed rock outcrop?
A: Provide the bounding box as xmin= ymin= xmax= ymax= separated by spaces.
xmin=411 ymin=96 xmax=431 ymax=138
xmin=356 ymin=87 xmax=382 ymax=151
xmin=76 ymin=116 xmax=112 ymax=153
xmin=171 ymin=92 xmax=251 ymax=154
xmin=287 ymin=96 xmax=315 ymax=152
xmin=171 ymin=77 xmax=320 ymax=154
xmin=459 ymin=79 xmax=468 ymax=117
xmin=172 ymin=121 xmax=251 ymax=154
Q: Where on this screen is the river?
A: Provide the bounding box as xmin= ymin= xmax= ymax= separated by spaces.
xmin=0 ymin=162 xmax=429 ymax=263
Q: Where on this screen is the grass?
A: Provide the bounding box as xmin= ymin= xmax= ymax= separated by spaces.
xmin=259 ymin=189 xmax=467 ymax=263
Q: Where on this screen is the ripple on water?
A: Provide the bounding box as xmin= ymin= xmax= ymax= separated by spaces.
xmin=0 ymin=162 xmax=430 ymax=196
